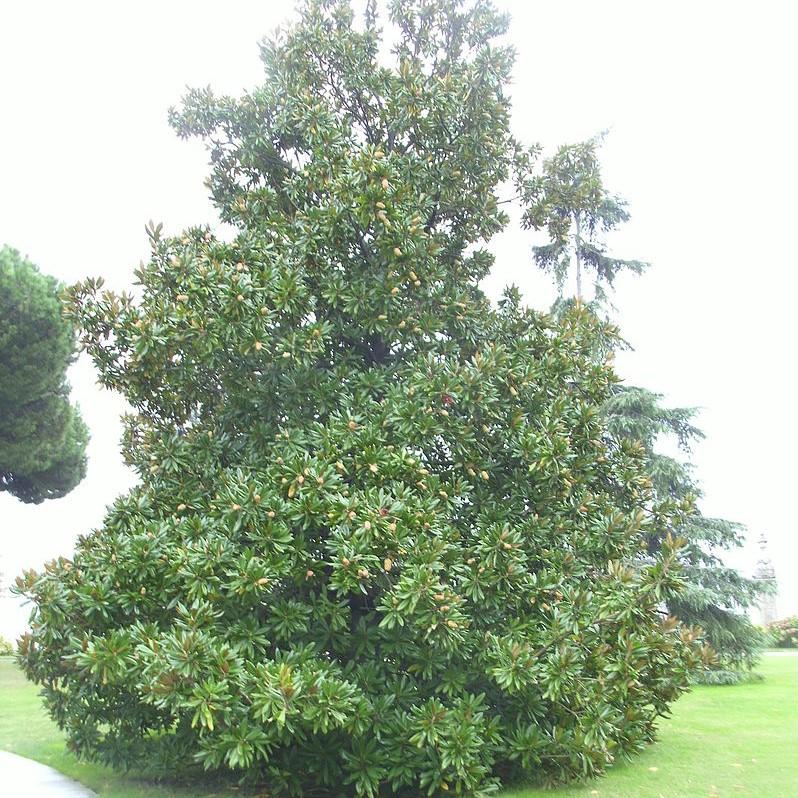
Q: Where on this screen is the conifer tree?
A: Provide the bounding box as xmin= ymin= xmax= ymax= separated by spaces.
xmin=17 ymin=3 xmax=700 ymax=795
xmin=522 ymin=136 xmax=647 ymax=302
xmin=0 ymin=246 xmax=88 ymax=504
xmin=604 ymin=388 xmax=768 ymax=681
xmin=525 ymin=138 xmax=765 ymax=681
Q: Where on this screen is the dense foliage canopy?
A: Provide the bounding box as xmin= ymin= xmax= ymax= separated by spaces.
xmin=767 ymin=616 xmax=798 ymax=649
xmin=0 ymin=246 xmax=88 ymax=504
xmin=17 ymin=2 xmax=701 ymax=795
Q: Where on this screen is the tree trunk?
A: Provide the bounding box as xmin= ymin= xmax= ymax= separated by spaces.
xmin=574 ymin=213 xmax=582 ymax=301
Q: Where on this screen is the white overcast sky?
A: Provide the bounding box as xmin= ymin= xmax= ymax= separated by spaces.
xmin=2 ymin=0 xmax=796 ymax=639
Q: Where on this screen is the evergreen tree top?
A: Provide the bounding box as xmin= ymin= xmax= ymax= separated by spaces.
xmin=0 ymin=246 xmax=88 ymax=503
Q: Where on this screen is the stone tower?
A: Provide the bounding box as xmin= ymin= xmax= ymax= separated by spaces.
xmin=753 ymin=532 xmax=777 ymax=626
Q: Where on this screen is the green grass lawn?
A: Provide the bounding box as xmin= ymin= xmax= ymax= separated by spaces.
xmin=508 ymin=653 xmax=798 ymax=798
xmin=1 ymin=654 xmax=796 ymax=797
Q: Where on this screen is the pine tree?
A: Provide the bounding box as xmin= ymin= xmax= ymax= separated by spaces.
xmin=522 ymin=136 xmax=647 ymax=302
xmin=524 ymin=138 xmax=766 ymax=680
xmin=16 ymin=3 xmax=700 ymax=795
xmin=604 ymin=388 xmax=768 ymax=681
xmin=0 ymin=246 xmax=88 ymax=503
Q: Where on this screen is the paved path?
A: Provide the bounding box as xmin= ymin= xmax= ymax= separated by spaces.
xmin=0 ymin=751 xmax=97 ymax=797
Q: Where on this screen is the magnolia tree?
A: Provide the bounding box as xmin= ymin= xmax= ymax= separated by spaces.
xmin=17 ymin=2 xmax=701 ymax=795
